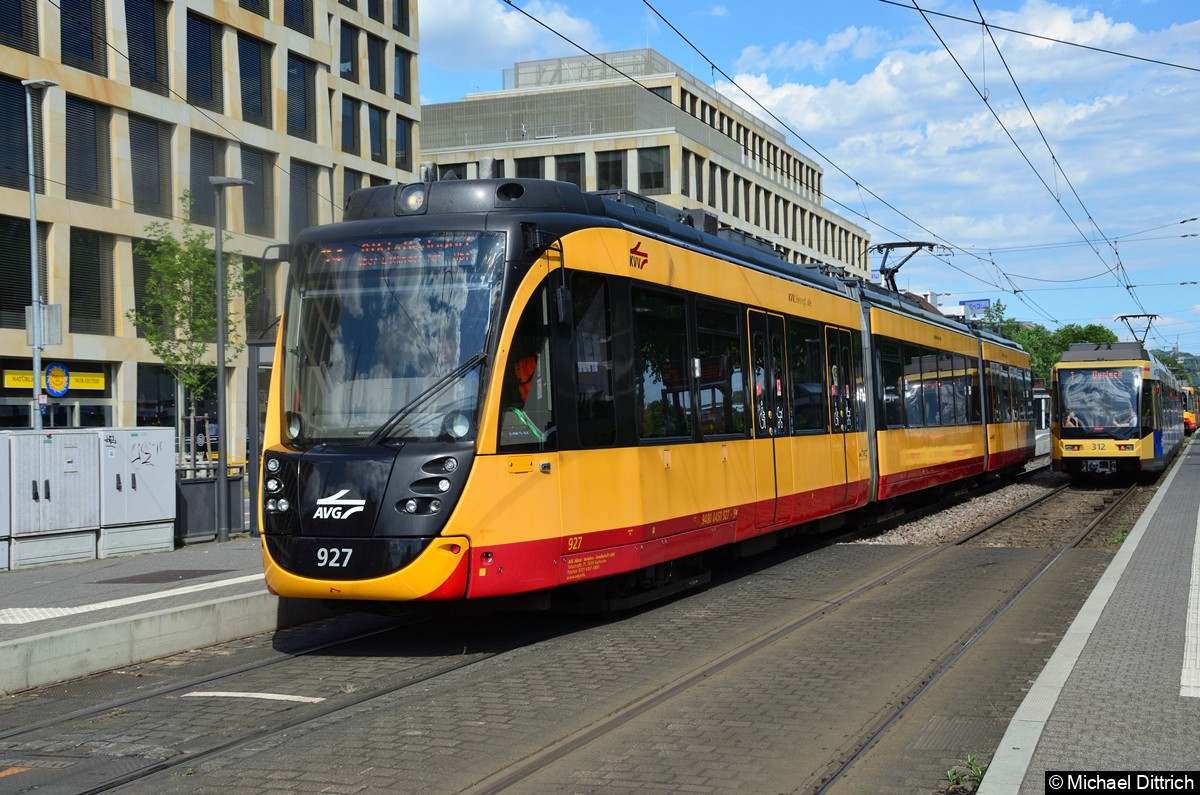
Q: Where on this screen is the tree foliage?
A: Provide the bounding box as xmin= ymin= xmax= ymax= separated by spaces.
xmin=126 ymin=192 xmax=256 ymax=411
xmin=980 ymin=302 xmax=1118 ymax=383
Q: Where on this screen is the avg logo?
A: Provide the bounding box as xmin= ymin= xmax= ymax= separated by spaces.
xmin=313 ymin=489 xmax=367 ymax=520
xmin=629 ymin=242 xmax=649 ymax=269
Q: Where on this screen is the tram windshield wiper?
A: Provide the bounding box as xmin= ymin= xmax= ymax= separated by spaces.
xmin=365 ymin=351 xmax=487 ymax=446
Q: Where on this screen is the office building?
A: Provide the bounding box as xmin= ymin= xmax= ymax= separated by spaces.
xmin=0 ymin=0 xmax=421 ymax=455
xmin=421 ymin=49 xmax=870 ymax=278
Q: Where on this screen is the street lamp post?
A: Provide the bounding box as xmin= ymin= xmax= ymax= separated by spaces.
xmin=209 ymin=175 xmax=252 ymax=542
xmin=23 ymin=78 xmax=57 ymax=430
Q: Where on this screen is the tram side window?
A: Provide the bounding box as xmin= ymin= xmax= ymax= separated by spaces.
xmin=966 ymin=358 xmax=982 ymax=424
xmin=787 ymin=317 xmax=825 ymax=432
xmin=1001 ymin=364 xmax=1014 ymax=422
xmin=852 ymin=330 xmax=865 ymax=432
xmin=573 ymin=273 xmax=615 ymax=447
xmin=498 ymin=286 xmax=555 ymax=450
xmin=633 ymin=288 xmax=692 ymax=439
xmin=877 ymin=337 xmax=904 ymax=429
xmin=1141 ymin=382 xmax=1157 ymax=432
xmin=950 ymin=354 xmax=967 ymax=425
xmin=903 ymin=343 xmax=924 ymax=428
xmin=921 ymin=346 xmax=940 ymax=427
xmin=695 ymin=301 xmax=746 ymax=437
xmin=937 ymin=352 xmax=956 ymax=427
xmin=1020 ymin=368 xmax=1032 ymax=421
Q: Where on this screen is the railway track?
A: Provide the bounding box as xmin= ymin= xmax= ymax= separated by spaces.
xmin=0 ymin=472 xmax=1142 ymax=794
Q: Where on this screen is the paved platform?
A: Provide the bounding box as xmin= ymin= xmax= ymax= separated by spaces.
xmin=981 ymin=438 xmax=1200 ymax=793
xmin=0 ymin=534 xmax=338 ymax=695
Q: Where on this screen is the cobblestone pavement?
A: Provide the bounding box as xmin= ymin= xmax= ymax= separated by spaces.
xmin=0 ymin=532 xmax=1112 ymax=795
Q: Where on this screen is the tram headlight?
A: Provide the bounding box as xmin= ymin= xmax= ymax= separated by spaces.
xmin=442 ymin=457 xmax=458 ymax=473
xmin=276 ymin=498 xmax=290 ymax=512
xmin=437 ymin=478 xmax=451 ymax=493
xmin=398 ymin=184 xmax=426 ymax=213
xmin=265 ymin=457 xmax=281 ymax=474
xmin=430 ymin=499 xmax=441 ymax=513
xmin=265 ymin=477 xmax=282 ymax=493
xmin=443 ymin=411 xmax=471 ymax=440
xmin=403 ymin=499 xmax=419 ymax=514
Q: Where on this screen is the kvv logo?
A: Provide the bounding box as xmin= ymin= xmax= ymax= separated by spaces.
xmin=629 ymin=241 xmax=649 ymax=269
xmin=313 ymin=489 xmax=367 ymax=520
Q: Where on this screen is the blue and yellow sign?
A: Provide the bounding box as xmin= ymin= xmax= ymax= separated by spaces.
xmin=45 ymin=363 xmax=70 ymax=397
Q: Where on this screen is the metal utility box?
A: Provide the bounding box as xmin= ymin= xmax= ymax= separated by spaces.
xmin=5 ymin=429 xmax=100 ymax=569
xmin=98 ymin=427 xmax=176 ymax=557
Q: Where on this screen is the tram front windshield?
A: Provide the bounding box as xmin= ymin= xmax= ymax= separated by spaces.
xmin=281 ymin=232 xmax=505 ymax=445
xmin=1057 ymin=367 xmax=1140 ymax=439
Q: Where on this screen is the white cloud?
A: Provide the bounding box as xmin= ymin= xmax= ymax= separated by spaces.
xmin=417 ymin=0 xmax=606 ymax=72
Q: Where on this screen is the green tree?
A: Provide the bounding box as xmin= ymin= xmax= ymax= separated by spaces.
xmin=126 ymin=192 xmax=257 ymax=456
xmin=1152 ymin=350 xmax=1191 ymax=383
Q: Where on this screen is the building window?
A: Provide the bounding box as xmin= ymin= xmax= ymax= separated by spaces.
xmin=190 ymin=132 xmax=226 ymax=227
xmin=393 ymin=0 xmax=409 ymax=34
xmin=0 ymin=0 xmax=38 ymax=54
xmin=0 ymin=215 xmax=47 ymax=330
xmin=239 ymin=0 xmax=268 ymax=17
xmin=129 ymin=113 xmax=172 ymax=218
xmin=638 ymin=146 xmax=668 ymax=195
xmin=61 ymin=0 xmax=107 ymax=75
xmin=187 ymin=14 xmax=222 ymax=112
xmin=283 ymin=0 xmax=312 ymax=36
xmin=367 ymin=105 xmax=386 ymax=164
xmin=244 ymin=255 xmax=279 ymax=338
xmin=136 ymin=363 xmax=177 ymax=425
xmin=516 ymin=157 xmax=543 ymax=179
xmin=366 ymin=0 xmax=382 ymax=21
xmin=287 ymin=54 xmax=316 ymax=142
xmin=125 ymin=0 xmax=168 ymax=95
xmin=69 ymin=228 xmax=115 ymax=336
xmin=65 ymin=96 xmax=111 ymax=206
xmin=343 ymin=168 xmax=361 ymax=209
xmin=439 ymin=163 xmax=466 ymax=180
xmin=289 ymin=159 xmax=318 ymax=241
xmin=341 ymin=96 xmax=360 ymax=155
xmin=555 ymin=154 xmax=583 ymax=188
xmin=395 ymin=116 xmax=411 ymax=171
xmin=367 ymin=35 xmax=386 ymax=94
xmin=238 ymin=33 xmax=272 ymax=128
xmin=393 ymin=49 xmax=411 ymax=103
xmin=340 ymin=23 xmax=358 ymax=83
xmin=649 ymin=85 xmax=671 ymax=102
xmin=0 ymin=76 xmax=44 ymax=193
xmin=596 ymin=150 xmax=625 ymax=191
xmin=241 ymin=146 xmax=274 ymax=237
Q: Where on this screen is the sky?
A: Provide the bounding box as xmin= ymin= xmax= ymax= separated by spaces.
xmin=414 ymin=0 xmax=1200 ymax=353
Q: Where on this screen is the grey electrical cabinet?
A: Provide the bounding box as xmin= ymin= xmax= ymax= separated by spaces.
xmin=6 ymin=429 xmax=101 ymax=568
xmin=97 ymin=427 xmax=176 ymax=557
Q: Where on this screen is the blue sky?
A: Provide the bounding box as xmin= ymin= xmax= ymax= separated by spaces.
xmin=415 ymin=0 xmax=1200 ymax=353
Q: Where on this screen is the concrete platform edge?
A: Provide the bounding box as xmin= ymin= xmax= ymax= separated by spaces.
xmin=977 ymin=453 xmax=1187 ymax=795
xmin=0 ymin=591 xmax=342 ymax=695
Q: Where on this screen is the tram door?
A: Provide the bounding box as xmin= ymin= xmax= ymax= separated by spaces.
xmin=749 ymin=311 xmax=790 ymax=527
xmin=826 ymin=326 xmax=854 ymax=506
